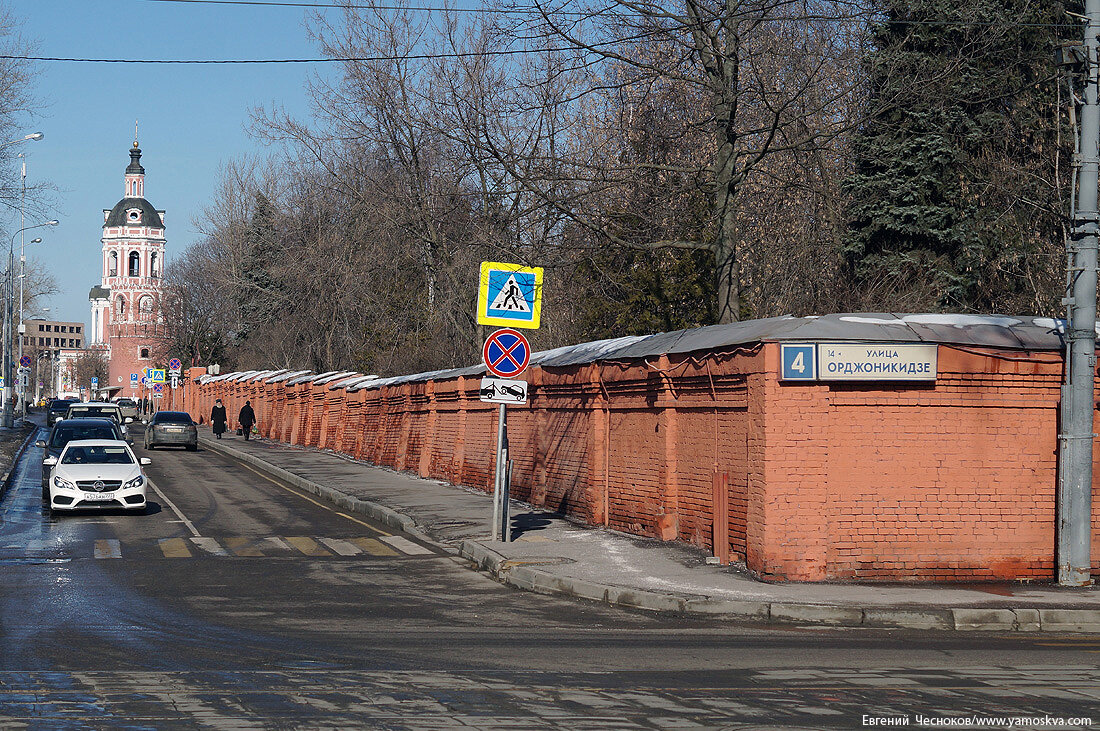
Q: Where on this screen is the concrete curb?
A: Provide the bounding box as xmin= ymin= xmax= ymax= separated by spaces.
xmin=0 ymin=425 xmax=38 ymax=499
xmin=199 ymin=435 xmax=1100 ymax=634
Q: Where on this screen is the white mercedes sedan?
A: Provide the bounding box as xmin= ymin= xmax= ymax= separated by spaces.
xmin=43 ymin=439 xmax=151 ymax=513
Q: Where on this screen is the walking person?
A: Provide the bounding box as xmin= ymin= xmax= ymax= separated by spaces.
xmin=211 ymin=399 xmax=227 ymax=440
xmin=238 ymin=400 xmax=256 ymax=441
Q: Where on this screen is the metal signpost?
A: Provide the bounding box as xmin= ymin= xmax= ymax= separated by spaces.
xmin=477 ymin=261 xmax=542 ymax=543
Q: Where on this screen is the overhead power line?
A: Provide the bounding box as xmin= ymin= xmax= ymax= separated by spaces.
xmin=139 ymin=0 xmax=1077 ymax=27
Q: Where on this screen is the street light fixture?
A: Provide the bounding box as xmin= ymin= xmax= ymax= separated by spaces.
xmin=0 ymin=132 xmax=43 ymax=427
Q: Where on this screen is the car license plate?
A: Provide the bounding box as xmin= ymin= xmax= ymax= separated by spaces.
xmin=167 ymin=427 xmax=184 ymax=433
xmin=82 ymin=492 xmax=115 ymax=501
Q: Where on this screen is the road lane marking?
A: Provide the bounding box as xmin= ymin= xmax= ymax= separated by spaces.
xmin=94 ymin=539 xmax=121 ymax=559
xmin=224 ymin=537 xmax=265 ymax=556
xmin=318 ymin=537 xmax=362 ymax=556
xmin=351 ymin=537 xmax=399 ymax=556
xmin=189 ymin=537 xmax=229 ymax=556
xmin=231 ymin=460 xmax=390 ymax=536
xmin=380 ymin=535 xmax=434 ymax=555
xmin=285 ymin=536 xmax=331 ymax=557
xmin=146 ymin=477 xmax=201 ymax=538
xmin=265 ymin=537 xmax=293 ymax=552
xmin=158 ymin=538 xmax=192 ymax=558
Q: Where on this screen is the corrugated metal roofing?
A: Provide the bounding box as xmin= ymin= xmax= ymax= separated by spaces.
xmin=313 ymin=370 xmax=359 ymax=386
xmin=266 ymin=370 xmax=311 ymax=384
xmin=201 ymin=314 xmax=1070 ymax=392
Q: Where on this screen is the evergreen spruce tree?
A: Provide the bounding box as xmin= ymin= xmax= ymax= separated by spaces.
xmin=843 ymin=0 xmax=1075 ymax=313
xmin=236 ymin=192 xmax=279 ymax=341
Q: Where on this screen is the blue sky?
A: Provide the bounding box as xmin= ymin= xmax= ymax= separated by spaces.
xmin=8 ymin=0 xmax=330 ymax=328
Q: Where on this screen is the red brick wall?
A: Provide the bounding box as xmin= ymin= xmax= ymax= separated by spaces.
xmin=180 ymin=342 xmax=1100 ymax=583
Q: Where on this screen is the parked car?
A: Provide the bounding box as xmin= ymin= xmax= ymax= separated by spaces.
xmin=46 ymin=399 xmax=72 ymax=427
xmin=37 ymin=417 xmax=126 ymax=494
xmin=115 ymin=398 xmax=138 ymax=420
xmin=62 ymin=402 xmax=132 ymax=440
xmin=43 ymin=439 xmax=150 ymax=513
xmin=143 ymin=410 xmax=198 ymax=451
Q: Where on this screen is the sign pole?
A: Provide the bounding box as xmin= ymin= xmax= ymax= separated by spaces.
xmin=491 ymin=403 xmax=505 ymax=540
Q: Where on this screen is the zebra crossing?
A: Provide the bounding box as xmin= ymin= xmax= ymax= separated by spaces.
xmin=13 ymin=534 xmax=439 ymax=561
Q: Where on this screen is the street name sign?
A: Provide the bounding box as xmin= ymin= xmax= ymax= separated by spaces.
xmin=479 ymin=377 xmax=528 ymax=405
xmin=780 ymin=343 xmax=937 ymax=382
xmin=780 ymin=343 xmax=817 ymax=381
xmin=477 ymin=261 xmax=543 ymax=329
xmin=483 ymin=328 xmax=531 ymax=379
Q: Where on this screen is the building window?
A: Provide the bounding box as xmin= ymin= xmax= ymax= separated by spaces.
xmin=117 ymin=295 xmax=126 ymax=317
xmin=150 ymin=252 xmax=159 ymax=278
xmin=139 ymin=296 xmax=153 ymax=315
xmin=75 ymin=326 xmax=81 ymax=333
xmin=140 ymin=348 xmax=149 ymax=359
xmin=44 ymin=324 xmax=51 ymax=332
xmin=109 ymin=251 xmax=118 ymax=277
xmin=128 ymin=251 xmax=140 ymax=277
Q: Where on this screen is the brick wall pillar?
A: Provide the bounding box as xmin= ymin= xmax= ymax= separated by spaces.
xmin=656 ymin=355 xmax=679 ymax=541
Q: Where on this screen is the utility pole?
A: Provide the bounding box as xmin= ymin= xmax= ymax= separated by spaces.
xmin=1061 ymin=1 xmax=1100 ymax=587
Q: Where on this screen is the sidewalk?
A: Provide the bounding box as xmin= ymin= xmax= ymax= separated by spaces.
xmin=197 ymin=431 xmax=1100 ymax=633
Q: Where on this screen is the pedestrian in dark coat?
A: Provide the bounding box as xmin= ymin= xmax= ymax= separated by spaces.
xmin=238 ymin=400 xmax=256 ymax=441
xmin=211 ymin=399 xmax=228 ymax=439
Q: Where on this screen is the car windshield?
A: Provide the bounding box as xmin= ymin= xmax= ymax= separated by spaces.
xmin=50 ymin=424 xmax=120 ymax=448
xmin=154 ymin=412 xmax=192 ymax=425
xmin=49 ymin=401 xmax=70 ymax=412
xmin=68 ymin=406 xmax=119 ymax=420
xmin=61 ymin=445 xmax=134 ymax=465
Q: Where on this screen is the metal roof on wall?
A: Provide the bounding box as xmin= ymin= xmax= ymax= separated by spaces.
xmin=203 ymin=313 xmax=1071 ymax=392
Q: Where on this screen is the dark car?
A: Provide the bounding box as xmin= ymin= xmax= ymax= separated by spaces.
xmin=143 ymin=411 xmax=198 ymax=451
xmin=36 ymin=417 xmax=125 ymax=493
xmin=46 ymin=399 xmax=71 ymax=427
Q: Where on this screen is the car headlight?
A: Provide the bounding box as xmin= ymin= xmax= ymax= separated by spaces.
xmin=53 ymin=476 xmax=74 ymax=490
xmin=124 ymin=475 xmax=145 ymax=489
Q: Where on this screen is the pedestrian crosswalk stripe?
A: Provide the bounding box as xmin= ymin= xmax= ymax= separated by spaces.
xmin=380 ymin=535 xmax=434 ymax=555
xmin=318 ymin=537 xmax=361 ymax=556
xmin=82 ymin=535 xmax=431 ymax=559
xmin=94 ymin=539 xmax=121 ymax=559
xmin=190 ymin=537 xmax=229 ymax=556
xmin=285 ymin=536 xmax=331 ymax=557
xmin=265 ymin=537 xmax=293 ymax=552
xmin=350 ymin=537 xmax=400 ymax=556
xmin=158 ymin=537 xmax=191 ymax=558
xmin=223 ymin=537 xmax=265 ymax=556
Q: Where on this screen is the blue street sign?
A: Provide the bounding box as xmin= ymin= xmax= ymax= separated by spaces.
xmin=780 ymin=343 xmax=817 ymax=381
xmin=483 ymin=328 xmax=531 ymax=379
xmin=130 ymin=373 xmax=139 ymax=384
xmin=91 ymin=377 xmax=98 ymax=386
xmin=477 ymin=262 xmax=543 ymax=329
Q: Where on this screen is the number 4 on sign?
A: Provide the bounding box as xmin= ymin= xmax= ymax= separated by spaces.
xmin=780 ymin=343 xmax=817 ymax=381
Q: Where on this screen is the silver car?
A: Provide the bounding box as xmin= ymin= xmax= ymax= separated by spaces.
xmin=143 ymin=411 xmax=198 ymax=451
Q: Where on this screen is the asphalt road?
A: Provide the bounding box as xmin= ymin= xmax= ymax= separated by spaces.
xmin=0 ymin=419 xmax=1097 ymax=729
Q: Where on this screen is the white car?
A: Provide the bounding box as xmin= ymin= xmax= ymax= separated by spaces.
xmin=44 ymin=439 xmax=150 ymax=513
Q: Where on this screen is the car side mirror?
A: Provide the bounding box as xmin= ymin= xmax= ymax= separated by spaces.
xmin=43 ymin=456 xmax=57 ymax=466
xmin=139 ymin=457 xmax=151 ymax=466
xmin=34 ymin=440 xmax=45 ymax=448
xmin=124 ymin=417 xmax=133 ymax=424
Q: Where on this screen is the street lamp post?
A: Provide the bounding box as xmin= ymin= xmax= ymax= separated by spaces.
xmin=0 ymin=131 xmax=42 ymax=428
xmin=3 ymin=219 xmax=56 ymax=428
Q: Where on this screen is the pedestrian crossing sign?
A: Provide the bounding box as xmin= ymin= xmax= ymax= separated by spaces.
xmin=477 ymin=261 xmax=543 ymax=329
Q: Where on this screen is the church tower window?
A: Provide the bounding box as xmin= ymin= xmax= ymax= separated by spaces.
xmin=109 ymin=251 xmax=118 ymax=276
xmin=128 ymin=251 xmax=140 ymax=276
xmin=117 ymin=295 xmax=126 ymax=317
xmin=150 ymin=252 xmax=159 ymax=278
